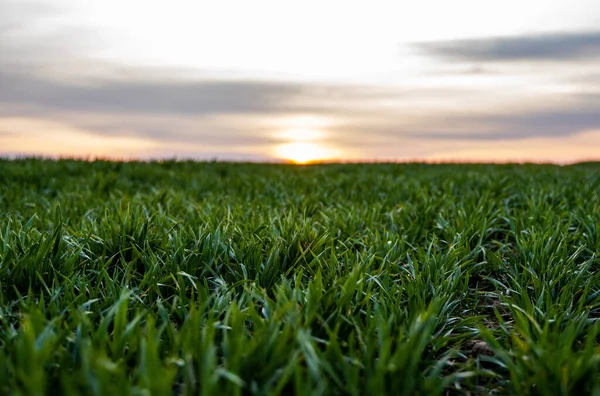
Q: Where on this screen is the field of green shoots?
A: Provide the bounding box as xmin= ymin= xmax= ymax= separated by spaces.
xmin=1 ymin=159 xmax=600 ymax=395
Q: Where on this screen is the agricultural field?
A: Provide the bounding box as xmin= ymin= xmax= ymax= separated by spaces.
xmin=1 ymin=159 xmax=600 ymax=395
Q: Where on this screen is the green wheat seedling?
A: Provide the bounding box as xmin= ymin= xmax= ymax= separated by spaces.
xmin=0 ymin=159 xmax=599 ymax=395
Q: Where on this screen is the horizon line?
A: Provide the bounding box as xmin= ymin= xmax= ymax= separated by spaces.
xmin=1 ymin=154 xmax=599 ymax=166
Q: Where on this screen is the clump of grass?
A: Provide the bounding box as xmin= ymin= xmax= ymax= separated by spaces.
xmin=0 ymin=158 xmax=599 ymax=394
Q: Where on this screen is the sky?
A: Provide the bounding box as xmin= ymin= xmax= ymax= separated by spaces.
xmin=1 ymin=0 xmax=600 ymax=163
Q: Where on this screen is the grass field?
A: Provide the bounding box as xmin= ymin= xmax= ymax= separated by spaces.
xmin=1 ymin=159 xmax=600 ymax=395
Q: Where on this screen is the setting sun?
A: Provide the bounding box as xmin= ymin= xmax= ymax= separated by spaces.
xmin=271 ymin=126 xmax=340 ymax=164
xmin=274 ymin=141 xmax=339 ymax=164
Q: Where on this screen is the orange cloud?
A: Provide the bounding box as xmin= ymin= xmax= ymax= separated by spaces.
xmin=0 ymin=118 xmax=157 ymax=159
xmin=422 ymin=129 xmax=600 ymax=164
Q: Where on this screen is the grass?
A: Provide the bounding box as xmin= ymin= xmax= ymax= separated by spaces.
xmin=1 ymin=158 xmax=600 ymax=395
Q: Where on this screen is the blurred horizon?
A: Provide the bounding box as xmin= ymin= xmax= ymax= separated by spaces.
xmin=3 ymin=152 xmax=600 ymax=166
xmin=1 ymin=0 xmax=600 ymax=164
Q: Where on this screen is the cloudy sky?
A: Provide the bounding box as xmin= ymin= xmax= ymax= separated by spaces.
xmin=1 ymin=0 xmax=600 ymax=163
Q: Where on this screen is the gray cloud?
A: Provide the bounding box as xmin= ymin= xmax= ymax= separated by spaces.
xmin=415 ymin=31 xmax=600 ymax=62
xmin=2 ymin=65 xmax=599 ymax=147
xmin=327 ymin=92 xmax=600 ymax=143
xmin=0 ymin=72 xmax=305 ymax=116
xmin=408 ymin=108 xmax=600 ymax=141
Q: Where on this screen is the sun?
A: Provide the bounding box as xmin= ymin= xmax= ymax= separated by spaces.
xmin=275 ymin=141 xmax=338 ymax=164
xmin=271 ymin=125 xmax=340 ymax=164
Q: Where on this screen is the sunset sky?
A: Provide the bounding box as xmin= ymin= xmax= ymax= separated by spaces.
xmin=1 ymin=0 xmax=600 ymax=163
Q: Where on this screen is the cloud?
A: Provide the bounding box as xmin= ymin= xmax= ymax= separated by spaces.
xmin=421 ymin=129 xmax=600 ymax=164
xmin=0 ymin=0 xmax=60 ymax=32
xmin=407 ymin=102 xmax=600 ymax=141
xmin=0 ymin=72 xmax=307 ymax=116
xmin=415 ymin=31 xmax=600 ymax=62
xmin=2 ymin=64 xmax=599 ymax=150
xmin=1 ymin=6 xmax=599 ymax=163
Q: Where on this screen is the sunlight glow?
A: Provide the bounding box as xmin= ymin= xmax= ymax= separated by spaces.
xmin=275 ymin=128 xmax=327 ymax=142
xmin=274 ymin=142 xmax=339 ymax=164
xmin=0 ymin=117 xmax=158 ymax=159
xmin=271 ymin=124 xmax=340 ymax=164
